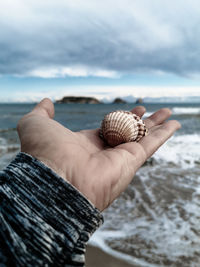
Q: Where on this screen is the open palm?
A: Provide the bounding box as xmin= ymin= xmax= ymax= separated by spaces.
xmin=17 ymin=98 xmax=180 ymax=211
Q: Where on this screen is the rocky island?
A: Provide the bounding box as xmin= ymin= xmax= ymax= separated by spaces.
xmin=112 ymin=97 xmax=127 ymax=104
xmin=136 ymin=97 xmax=143 ymax=104
xmin=56 ymin=96 xmax=143 ymax=104
xmin=56 ymin=96 xmax=101 ymax=104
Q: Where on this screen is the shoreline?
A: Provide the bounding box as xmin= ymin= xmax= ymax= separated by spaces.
xmin=85 ymin=245 xmax=137 ymax=267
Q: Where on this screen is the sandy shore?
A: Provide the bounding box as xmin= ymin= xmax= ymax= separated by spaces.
xmin=85 ymin=245 xmax=136 ymax=267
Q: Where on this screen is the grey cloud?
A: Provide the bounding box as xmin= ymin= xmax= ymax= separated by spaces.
xmin=0 ymin=0 xmax=200 ymax=77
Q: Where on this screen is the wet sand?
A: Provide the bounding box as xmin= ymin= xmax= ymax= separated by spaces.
xmin=86 ymin=245 xmax=136 ymax=267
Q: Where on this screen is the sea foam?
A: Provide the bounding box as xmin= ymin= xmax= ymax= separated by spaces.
xmin=153 ymin=134 xmax=200 ymax=168
xmin=172 ymin=107 xmax=200 ymax=115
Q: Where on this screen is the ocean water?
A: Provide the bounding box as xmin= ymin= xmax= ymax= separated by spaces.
xmin=0 ymin=102 xmax=200 ymax=266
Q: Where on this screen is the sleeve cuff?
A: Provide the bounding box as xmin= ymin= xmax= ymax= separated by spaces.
xmin=1 ymin=152 xmax=103 ymax=265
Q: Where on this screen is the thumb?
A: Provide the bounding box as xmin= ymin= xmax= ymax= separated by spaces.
xmin=31 ymin=98 xmax=55 ymax=119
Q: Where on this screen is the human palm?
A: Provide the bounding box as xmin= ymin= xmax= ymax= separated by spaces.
xmin=17 ymin=98 xmax=180 ymax=211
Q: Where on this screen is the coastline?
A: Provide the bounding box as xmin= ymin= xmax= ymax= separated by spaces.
xmin=85 ymin=245 xmax=136 ymax=267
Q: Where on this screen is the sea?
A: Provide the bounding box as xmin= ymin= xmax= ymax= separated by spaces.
xmin=0 ymin=102 xmax=200 ymax=267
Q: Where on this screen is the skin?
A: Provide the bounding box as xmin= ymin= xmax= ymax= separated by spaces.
xmin=17 ymin=98 xmax=181 ymax=211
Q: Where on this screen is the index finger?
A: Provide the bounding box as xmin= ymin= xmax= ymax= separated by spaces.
xmin=139 ymin=120 xmax=181 ymax=158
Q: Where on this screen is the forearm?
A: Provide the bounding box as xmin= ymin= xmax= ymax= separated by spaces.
xmin=0 ymin=153 xmax=103 ymax=266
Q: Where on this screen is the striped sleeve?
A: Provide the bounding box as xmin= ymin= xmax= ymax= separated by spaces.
xmin=0 ymin=152 xmax=103 ymax=266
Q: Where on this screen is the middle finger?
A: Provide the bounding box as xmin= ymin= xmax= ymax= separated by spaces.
xmin=144 ymin=108 xmax=172 ymax=129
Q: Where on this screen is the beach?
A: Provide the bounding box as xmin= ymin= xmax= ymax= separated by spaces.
xmin=86 ymin=246 xmax=135 ymax=267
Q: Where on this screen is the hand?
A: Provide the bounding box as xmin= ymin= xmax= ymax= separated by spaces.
xmin=17 ymin=98 xmax=181 ymax=211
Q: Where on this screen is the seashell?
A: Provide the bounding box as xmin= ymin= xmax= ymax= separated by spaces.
xmin=99 ymin=110 xmax=148 ymax=147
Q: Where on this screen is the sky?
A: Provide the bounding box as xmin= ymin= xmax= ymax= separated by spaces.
xmin=0 ymin=0 xmax=200 ymax=102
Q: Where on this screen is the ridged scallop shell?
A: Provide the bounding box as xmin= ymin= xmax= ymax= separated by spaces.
xmin=100 ymin=110 xmax=148 ymax=147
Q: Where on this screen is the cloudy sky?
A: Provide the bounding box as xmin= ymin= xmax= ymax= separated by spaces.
xmin=0 ymin=0 xmax=200 ymax=102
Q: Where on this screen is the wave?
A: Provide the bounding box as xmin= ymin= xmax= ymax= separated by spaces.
xmin=172 ymin=107 xmax=200 ymax=115
xmin=0 ymin=137 xmax=20 ymax=157
xmin=90 ymin=133 xmax=200 ymax=265
xmin=143 ymin=107 xmax=200 ymax=118
xmin=0 ymin=128 xmax=16 ymax=133
xmin=153 ymin=134 xmax=200 ymax=168
xmin=142 ymin=112 xmax=153 ymax=118
xmin=90 ymin=157 xmax=200 ymax=265
xmin=89 ymin=231 xmax=155 ymax=267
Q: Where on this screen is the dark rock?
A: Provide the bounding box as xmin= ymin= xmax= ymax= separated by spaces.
xmin=136 ymin=98 xmax=143 ymax=104
xmin=56 ymin=96 xmax=101 ymax=104
xmin=113 ymin=97 xmax=127 ymax=104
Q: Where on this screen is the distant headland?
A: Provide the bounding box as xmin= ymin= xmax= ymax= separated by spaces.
xmin=56 ymin=96 xmax=101 ymax=104
xmin=56 ymin=96 xmax=143 ymax=104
